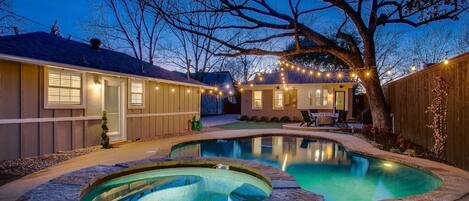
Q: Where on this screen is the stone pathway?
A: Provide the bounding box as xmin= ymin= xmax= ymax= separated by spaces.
xmin=1 ymin=129 xmax=469 ymax=201
xmin=201 ymin=114 xmax=239 ymax=127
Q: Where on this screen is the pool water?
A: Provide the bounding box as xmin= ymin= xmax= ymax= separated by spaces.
xmin=170 ymin=136 xmax=442 ymax=201
xmin=81 ymin=167 xmax=271 ymax=201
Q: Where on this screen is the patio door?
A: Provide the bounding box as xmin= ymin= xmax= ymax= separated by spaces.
xmin=335 ymin=91 xmax=345 ymax=110
xmin=104 ymin=78 xmax=126 ymax=142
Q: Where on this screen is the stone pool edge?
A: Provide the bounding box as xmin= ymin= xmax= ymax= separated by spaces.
xmin=158 ymin=129 xmax=469 ymax=201
xmin=18 ymin=157 xmax=323 ymax=201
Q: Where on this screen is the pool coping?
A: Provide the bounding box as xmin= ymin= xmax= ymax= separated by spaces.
xmin=16 ymin=129 xmax=469 ymax=201
xmin=18 ymin=157 xmax=323 ymax=201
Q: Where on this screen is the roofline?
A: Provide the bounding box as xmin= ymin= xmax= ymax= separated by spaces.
xmin=0 ymin=53 xmax=214 ymax=89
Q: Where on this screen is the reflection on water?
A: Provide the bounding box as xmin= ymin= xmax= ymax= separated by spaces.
xmin=170 ymin=136 xmax=442 ymax=201
xmin=171 ymin=136 xmax=351 ymax=168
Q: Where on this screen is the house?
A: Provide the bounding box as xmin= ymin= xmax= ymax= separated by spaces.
xmin=191 ymin=71 xmax=238 ymax=116
xmin=0 ymin=32 xmax=210 ymax=160
xmin=241 ymin=69 xmax=355 ymax=121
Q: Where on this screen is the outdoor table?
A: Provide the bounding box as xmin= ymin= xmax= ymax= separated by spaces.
xmin=310 ymin=112 xmax=338 ymax=126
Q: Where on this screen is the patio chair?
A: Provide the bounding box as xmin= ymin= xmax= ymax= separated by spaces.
xmin=300 ymin=110 xmax=315 ymax=127
xmin=335 ymin=110 xmax=349 ymax=128
xmin=308 ymin=109 xmax=318 ymax=126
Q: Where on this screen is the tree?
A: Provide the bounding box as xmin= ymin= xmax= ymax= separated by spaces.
xmin=149 ymin=0 xmax=468 ymax=132
xmin=0 ymin=0 xmax=19 ymax=35
xmin=158 ymin=4 xmax=226 ymax=78
xmin=89 ymin=0 xmax=165 ymax=64
xmin=410 ymin=26 xmax=455 ymax=66
xmin=221 ymin=55 xmax=263 ymax=83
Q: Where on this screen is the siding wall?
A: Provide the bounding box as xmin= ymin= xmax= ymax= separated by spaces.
xmin=241 ymin=89 xmax=301 ymax=120
xmin=241 ymin=85 xmax=354 ymax=120
xmin=0 ymin=59 xmax=201 ymax=160
xmin=383 ymin=53 xmax=469 ymax=171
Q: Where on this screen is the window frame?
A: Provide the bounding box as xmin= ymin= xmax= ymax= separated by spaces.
xmin=252 ymin=90 xmax=263 ymax=110
xmin=272 ymin=90 xmax=284 ymax=110
xmin=128 ymin=79 xmax=145 ymax=109
xmin=44 ymin=67 xmax=86 ymax=109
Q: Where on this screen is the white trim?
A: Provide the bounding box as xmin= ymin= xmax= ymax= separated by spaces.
xmin=0 ymin=116 xmax=101 ymax=124
xmin=0 ymin=53 xmax=213 ymax=89
xmin=44 ymin=67 xmax=87 ymax=109
xmin=126 ymin=111 xmax=199 ymax=118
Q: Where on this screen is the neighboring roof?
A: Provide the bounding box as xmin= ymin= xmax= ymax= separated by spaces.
xmin=190 ymin=71 xmax=234 ymax=87
xmin=251 ymin=70 xmax=352 ymax=85
xmin=0 ymin=32 xmax=206 ymax=86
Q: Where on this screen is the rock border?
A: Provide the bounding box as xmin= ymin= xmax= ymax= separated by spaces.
xmin=18 ymin=157 xmax=323 ymax=201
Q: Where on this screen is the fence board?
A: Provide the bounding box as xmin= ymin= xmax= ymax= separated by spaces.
xmin=384 ymin=53 xmax=469 ymax=171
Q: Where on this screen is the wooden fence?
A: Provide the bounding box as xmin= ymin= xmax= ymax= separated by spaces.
xmin=383 ymin=52 xmax=469 ymax=171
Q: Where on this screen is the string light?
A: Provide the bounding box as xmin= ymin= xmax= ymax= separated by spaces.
xmin=249 ymin=83 xmax=254 ymax=87
xmin=411 ymin=65 xmax=416 ymax=71
xmin=214 ymin=87 xmax=219 ymax=91
xmin=443 ymin=59 xmax=449 ymax=65
xmin=218 ymin=91 xmax=223 ymax=96
xmin=326 ymin=72 xmax=331 ymax=78
xmin=186 ymin=89 xmax=191 ymax=93
xmin=296 ymin=67 xmax=301 ymax=71
xmin=200 ymin=89 xmax=205 ymax=93
xmin=301 ymin=69 xmax=306 ymax=73
xmin=229 ymin=91 xmax=233 ymax=95
xmin=386 ymin=70 xmax=392 ymax=75
xmin=240 ymin=88 xmax=244 ymax=92
xmin=365 ymin=71 xmax=371 ymax=77
xmin=316 ymin=72 xmax=321 ymax=77
xmin=309 ymin=70 xmax=313 ymax=75
xmin=337 ymin=73 xmax=343 ymax=79
xmin=209 ymin=90 xmax=213 ymax=94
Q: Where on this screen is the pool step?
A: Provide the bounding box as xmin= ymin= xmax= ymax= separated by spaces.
xmin=271 ymin=180 xmax=301 ymax=189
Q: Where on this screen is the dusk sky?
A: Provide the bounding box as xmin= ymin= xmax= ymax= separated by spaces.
xmin=7 ymin=0 xmax=469 ymax=72
xmin=10 ymin=0 xmax=468 ymax=40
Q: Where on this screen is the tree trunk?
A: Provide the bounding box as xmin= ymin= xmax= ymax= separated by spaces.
xmin=361 ymin=71 xmax=392 ymax=133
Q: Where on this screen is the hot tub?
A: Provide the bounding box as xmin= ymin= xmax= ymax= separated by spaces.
xmin=81 ymin=167 xmax=272 ymax=201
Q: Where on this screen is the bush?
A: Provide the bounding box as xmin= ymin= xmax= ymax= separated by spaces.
xmin=260 ymin=116 xmax=269 ymax=122
xmin=270 ymin=117 xmax=279 ymax=122
xmin=250 ymin=116 xmax=259 ymax=121
xmin=240 ymin=115 xmax=249 ymax=121
xmin=292 ymin=116 xmax=301 ymax=122
xmin=280 ymin=116 xmax=291 ymax=122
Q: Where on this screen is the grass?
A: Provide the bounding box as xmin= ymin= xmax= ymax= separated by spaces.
xmin=214 ymin=121 xmax=285 ymax=130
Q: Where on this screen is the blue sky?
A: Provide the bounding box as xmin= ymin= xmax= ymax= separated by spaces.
xmin=10 ymin=0 xmax=467 ymax=40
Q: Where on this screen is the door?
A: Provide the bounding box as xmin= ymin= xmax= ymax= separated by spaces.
xmin=104 ymin=79 xmax=125 ymax=142
xmin=335 ymin=91 xmax=345 ymax=110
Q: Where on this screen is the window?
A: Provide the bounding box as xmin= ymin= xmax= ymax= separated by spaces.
xmin=130 ymin=80 xmax=144 ymax=106
xmin=322 ymin=89 xmax=330 ymax=106
xmin=47 ymin=69 xmax=83 ymax=106
xmin=273 ymin=90 xmax=284 ymax=110
xmin=307 ymin=88 xmax=332 ymax=107
xmin=252 ymin=90 xmax=262 ymax=109
xmin=315 ymin=89 xmax=322 ymax=106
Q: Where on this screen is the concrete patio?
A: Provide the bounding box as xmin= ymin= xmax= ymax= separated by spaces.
xmin=1 ymin=129 xmax=469 ymax=201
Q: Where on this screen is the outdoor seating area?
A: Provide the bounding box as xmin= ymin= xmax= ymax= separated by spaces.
xmin=300 ymin=110 xmax=351 ymax=128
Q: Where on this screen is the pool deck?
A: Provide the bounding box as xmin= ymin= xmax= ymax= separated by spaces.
xmin=2 ymin=129 xmax=469 ymax=201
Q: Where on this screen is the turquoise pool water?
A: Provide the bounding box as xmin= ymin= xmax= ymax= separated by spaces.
xmin=81 ymin=167 xmax=271 ymax=201
xmin=170 ymin=135 xmax=442 ymax=201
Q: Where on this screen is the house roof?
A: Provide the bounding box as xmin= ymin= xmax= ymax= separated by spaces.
xmin=0 ymin=32 xmax=206 ymax=87
xmin=251 ymin=70 xmax=353 ymax=85
xmin=191 ymin=71 xmax=234 ymax=87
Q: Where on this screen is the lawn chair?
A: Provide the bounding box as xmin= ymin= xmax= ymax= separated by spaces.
xmin=335 ymin=110 xmax=349 ymax=128
xmin=300 ymin=110 xmax=315 ymax=127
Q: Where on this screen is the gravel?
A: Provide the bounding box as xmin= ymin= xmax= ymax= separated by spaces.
xmin=0 ymin=146 xmax=100 ymax=186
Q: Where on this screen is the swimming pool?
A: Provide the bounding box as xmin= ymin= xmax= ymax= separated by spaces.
xmin=170 ymin=135 xmax=442 ymax=201
xmin=81 ymin=167 xmax=271 ymax=201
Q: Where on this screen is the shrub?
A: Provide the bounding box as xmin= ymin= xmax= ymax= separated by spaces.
xmin=260 ymin=116 xmax=269 ymax=122
xmin=240 ymin=115 xmax=249 ymax=121
xmin=280 ymin=116 xmax=291 ymax=122
xmin=250 ymin=116 xmax=259 ymax=121
xmin=270 ymin=117 xmax=279 ymax=122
